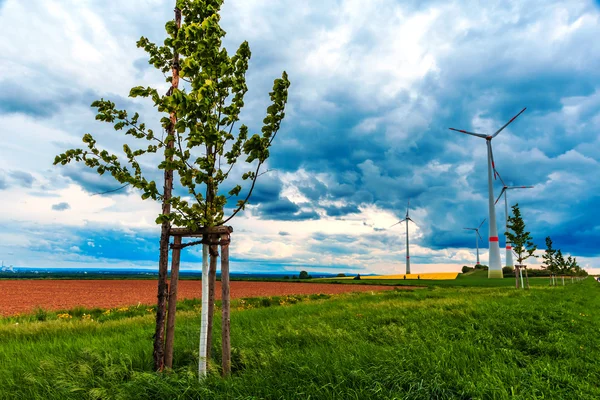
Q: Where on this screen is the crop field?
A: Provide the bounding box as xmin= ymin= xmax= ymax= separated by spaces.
xmin=0 ymin=276 xmax=598 ymax=399
xmin=316 ymin=269 xmax=564 ymax=288
xmin=0 ymin=280 xmax=407 ymax=316
xmin=330 ymin=272 xmax=460 ymax=280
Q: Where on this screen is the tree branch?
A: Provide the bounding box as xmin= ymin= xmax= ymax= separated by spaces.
xmin=219 ymin=160 xmax=263 ymax=225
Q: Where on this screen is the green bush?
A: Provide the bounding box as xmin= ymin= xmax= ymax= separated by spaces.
xmin=34 ymin=307 xmax=47 ymax=322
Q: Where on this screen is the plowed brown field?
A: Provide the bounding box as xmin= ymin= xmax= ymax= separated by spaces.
xmin=0 ymin=280 xmax=413 ymax=316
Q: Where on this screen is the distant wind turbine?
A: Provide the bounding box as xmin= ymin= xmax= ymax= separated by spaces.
xmin=390 ymin=200 xmax=417 ymax=275
xmin=495 ymin=173 xmax=533 ymax=269
xmin=464 ymin=219 xmax=486 ymax=266
xmin=450 ymin=107 xmax=527 ymax=278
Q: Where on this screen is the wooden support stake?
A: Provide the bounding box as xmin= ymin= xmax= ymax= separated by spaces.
xmin=153 ymin=6 xmax=181 ymax=372
xmin=206 ymin=235 xmax=218 ymax=366
xmin=221 ymin=233 xmax=231 ymax=376
xmin=164 ymin=236 xmax=182 ymax=369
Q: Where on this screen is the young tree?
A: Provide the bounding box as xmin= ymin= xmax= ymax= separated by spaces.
xmin=571 ymin=257 xmax=582 ymax=276
xmin=54 ymin=0 xmax=290 ymax=373
xmin=505 ymin=203 xmax=538 ymax=289
xmin=542 ymin=237 xmax=556 ymax=271
xmin=565 ymin=255 xmax=575 ymax=275
xmin=555 ymin=250 xmax=566 ymax=276
xmin=542 ymin=236 xmax=558 ymax=285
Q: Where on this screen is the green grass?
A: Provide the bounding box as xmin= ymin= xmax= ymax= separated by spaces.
xmin=0 ymin=279 xmax=598 ymax=399
xmin=315 ymin=269 xmax=567 ymax=288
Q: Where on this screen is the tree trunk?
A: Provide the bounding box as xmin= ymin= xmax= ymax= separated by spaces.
xmin=221 ymin=233 xmax=231 ymax=377
xmin=515 ymin=266 xmax=520 ymax=289
xmin=206 ymin=236 xmax=218 ymax=367
xmin=524 ymin=267 xmax=530 ymax=290
xmin=519 ymin=267 xmax=524 ymax=289
xmin=164 ymin=236 xmax=182 ymax=369
xmin=199 ymin=242 xmax=209 ymax=377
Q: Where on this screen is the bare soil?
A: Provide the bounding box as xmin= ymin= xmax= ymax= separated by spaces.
xmin=0 ymin=280 xmax=415 ymax=316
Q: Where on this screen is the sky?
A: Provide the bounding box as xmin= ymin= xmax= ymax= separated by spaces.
xmin=1 ymin=0 xmax=599 ymax=275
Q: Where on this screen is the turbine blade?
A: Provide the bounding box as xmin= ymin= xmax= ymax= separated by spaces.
xmin=390 ymin=219 xmax=406 ymax=228
xmin=464 ymin=228 xmax=476 ymax=230
xmin=496 ymin=169 xmax=506 ymax=187
xmin=477 ymin=230 xmax=482 ymax=240
xmin=407 ymin=217 xmax=417 ymax=225
xmin=489 ymin=142 xmax=499 ymax=180
xmin=507 ymin=186 xmax=534 ymax=189
xmin=449 ymin=128 xmax=487 ymax=138
xmin=478 ymin=218 xmax=486 ymax=229
xmin=492 ymin=107 xmax=527 ymax=138
xmin=495 ymin=187 xmax=506 ymax=205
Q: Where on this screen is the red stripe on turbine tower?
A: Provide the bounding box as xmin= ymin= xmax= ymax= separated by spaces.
xmin=489 ymin=236 xmax=499 ymax=242
xmin=506 ymin=246 xmax=512 ymax=249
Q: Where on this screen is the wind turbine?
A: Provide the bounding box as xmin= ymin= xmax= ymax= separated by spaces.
xmin=450 ymin=107 xmax=527 ymax=278
xmin=495 ymin=173 xmax=533 ymax=269
xmin=464 ymin=219 xmax=486 ymax=266
xmin=390 ymin=200 xmax=417 ymax=275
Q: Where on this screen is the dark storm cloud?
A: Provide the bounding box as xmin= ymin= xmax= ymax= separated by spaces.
xmin=233 ymin=0 xmax=600 ymax=258
xmin=245 ymin=174 xmax=284 ymax=205
xmin=255 ymin=198 xmax=320 ymax=221
xmin=323 ymin=204 xmax=360 ymax=217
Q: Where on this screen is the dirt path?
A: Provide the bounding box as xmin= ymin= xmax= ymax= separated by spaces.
xmin=0 ymin=280 xmax=415 ymax=316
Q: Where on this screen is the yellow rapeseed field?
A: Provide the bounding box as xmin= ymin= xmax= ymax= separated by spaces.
xmin=325 ymin=272 xmax=459 ymax=280
xmin=362 ymin=272 xmax=458 ymax=280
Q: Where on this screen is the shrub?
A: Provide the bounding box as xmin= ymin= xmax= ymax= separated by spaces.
xmin=34 ymin=307 xmax=48 ymax=322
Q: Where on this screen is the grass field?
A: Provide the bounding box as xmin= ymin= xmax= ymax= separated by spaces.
xmin=0 ymin=277 xmax=598 ymax=399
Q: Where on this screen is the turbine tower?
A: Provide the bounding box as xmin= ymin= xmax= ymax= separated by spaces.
xmin=390 ymin=200 xmax=417 ymax=275
xmin=495 ymin=173 xmax=533 ymax=269
xmin=450 ymin=107 xmax=527 ymax=278
xmin=464 ymin=219 xmax=486 ymax=266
